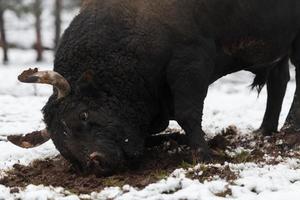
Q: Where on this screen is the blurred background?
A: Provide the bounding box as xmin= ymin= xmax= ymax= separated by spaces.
xmin=0 ymin=0 xmax=80 ymax=65
xmin=0 ymin=0 xmax=83 ymax=139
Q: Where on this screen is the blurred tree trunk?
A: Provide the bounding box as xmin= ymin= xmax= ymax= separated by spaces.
xmin=0 ymin=7 xmax=8 ymax=64
xmin=54 ymin=0 xmax=62 ymax=49
xmin=34 ymin=0 xmax=43 ymax=62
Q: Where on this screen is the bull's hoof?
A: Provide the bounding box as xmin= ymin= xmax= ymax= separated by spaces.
xmin=277 ymin=129 xmax=300 ymax=148
xmin=281 ymin=125 xmax=300 ymax=134
xmin=186 ymin=148 xmax=212 ymax=164
xmin=253 ymin=127 xmax=277 ymax=136
xmin=284 ymin=133 xmax=300 ymax=147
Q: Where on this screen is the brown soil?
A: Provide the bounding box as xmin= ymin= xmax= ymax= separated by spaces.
xmin=0 ymin=146 xmax=189 ymax=194
xmin=1 ymin=126 xmax=300 ymax=195
xmin=0 ymin=130 xmax=210 ymax=195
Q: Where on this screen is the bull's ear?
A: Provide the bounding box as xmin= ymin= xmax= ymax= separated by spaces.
xmin=76 ymin=70 xmax=98 ymax=96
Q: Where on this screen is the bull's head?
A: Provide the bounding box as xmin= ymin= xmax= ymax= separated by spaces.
xmin=9 ymin=68 xmax=144 ymax=176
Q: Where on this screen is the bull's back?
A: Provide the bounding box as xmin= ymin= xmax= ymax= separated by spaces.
xmin=191 ymin=0 xmax=300 ymax=66
xmin=131 ymin=0 xmax=300 ymax=65
xmin=194 ymin=0 xmax=300 ymax=35
xmin=56 ymin=0 xmax=300 ymax=79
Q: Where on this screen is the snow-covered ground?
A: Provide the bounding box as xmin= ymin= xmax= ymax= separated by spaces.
xmin=0 ymin=3 xmax=299 ymax=199
xmin=0 ymin=49 xmax=299 ymax=200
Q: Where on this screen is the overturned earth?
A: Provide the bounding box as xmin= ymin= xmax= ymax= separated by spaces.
xmin=1 ymin=126 xmax=300 ymax=195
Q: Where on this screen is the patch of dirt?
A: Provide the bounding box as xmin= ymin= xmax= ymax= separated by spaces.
xmin=215 ymin=186 xmax=232 ymax=198
xmin=0 ymin=147 xmax=188 ymax=194
xmin=186 ymin=164 xmax=238 ymax=183
xmin=1 ymin=126 xmax=300 ymax=195
xmin=1 ymin=130 xmax=212 ymax=195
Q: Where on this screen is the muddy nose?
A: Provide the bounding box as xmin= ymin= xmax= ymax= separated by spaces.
xmin=89 ymin=152 xmax=105 ymax=166
xmin=87 ymin=152 xmax=113 ymax=176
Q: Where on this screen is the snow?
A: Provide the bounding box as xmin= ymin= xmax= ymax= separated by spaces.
xmin=0 ymin=5 xmax=299 ymax=200
xmin=5 ymin=1 xmax=79 ymax=49
xmin=93 ymin=160 xmax=300 ymax=200
xmin=0 ymin=185 xmax=80 ymax=200
xmin=230 ymin=160 xmax=300 ymax=200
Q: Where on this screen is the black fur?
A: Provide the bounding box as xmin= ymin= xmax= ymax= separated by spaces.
xmin=251 ymin=68 xmax=270 ymax=94
xmin=41 ymin=0 xmax=300 ymax=175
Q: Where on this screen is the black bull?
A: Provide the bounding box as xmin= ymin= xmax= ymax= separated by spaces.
xmin=9 ymin=0 xmax=300 ymax=175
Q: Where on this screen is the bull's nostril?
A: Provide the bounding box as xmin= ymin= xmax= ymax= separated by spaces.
xmin=87 ymin=152 xmax=114 ymax=176
xmin=89 ymin=152 xmax=105 ymax=161
xmin=88 ymin=152 xmax=105 ymax=169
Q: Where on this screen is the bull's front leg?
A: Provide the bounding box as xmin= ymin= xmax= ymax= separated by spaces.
xmin=166 ymin=43 xmax=215 ymax=162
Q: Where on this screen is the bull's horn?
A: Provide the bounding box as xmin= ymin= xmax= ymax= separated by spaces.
xmin=18 ymin=68 xmax=71 ymax=99
xmin=7 ymin=129 xmax=51 ymax=149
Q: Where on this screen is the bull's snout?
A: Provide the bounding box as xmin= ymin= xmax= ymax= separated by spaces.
xmin=86 ymin=152 xmax=111 ymax=176
xmin=89 ymin=152 xmax=105 ymax=166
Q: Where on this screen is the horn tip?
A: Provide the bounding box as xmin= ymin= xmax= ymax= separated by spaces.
xmin=7 ymin=130 xmax=50 ymax=149
xmin=18 ymin=68 xmax=39 ymax=82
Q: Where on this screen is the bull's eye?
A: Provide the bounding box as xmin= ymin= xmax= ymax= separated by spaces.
xmin=79 ymin=112 xmax=89 ymax=121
